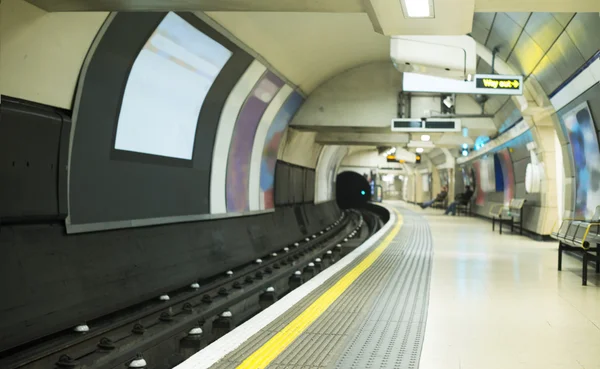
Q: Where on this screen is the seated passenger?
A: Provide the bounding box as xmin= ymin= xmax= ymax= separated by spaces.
xmin=444 ymin=185 xmax=474 ymax=216
xmin=420 ymin=186 xmax=448 ymax=209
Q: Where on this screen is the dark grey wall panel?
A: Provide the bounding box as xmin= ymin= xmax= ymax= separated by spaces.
xmin=69 ymin=12 xmax=253 ymax=228
xmin=0 ymin=98 xmax=70 ymax=222
xmin=487 ymin=192 xmax=504 ymax=203
xmin=513 ymin=158 xmax=529 ymax=183
xmin=275 ymin=161 xmax=315 ymax=206
xmin=522 ymin=205 xmax=542 ymax=231
xmin=304 ymin=170 xmax=316 ymax=203
xmin=275 ymin=162 xmax=290 ymax=206
xmin=509 ymin=141 xmax=530 ymax=162
xmin=515 ymin=182 xmax=526 ymax=198
xmin=524 ymin=191 xmax=542 ymax=206
xmin=0 ymin=200 xmax=340 ymax=352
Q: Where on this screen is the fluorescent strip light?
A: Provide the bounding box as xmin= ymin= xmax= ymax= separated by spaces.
xmin=404 ymin=0 xmax=431 ymax=18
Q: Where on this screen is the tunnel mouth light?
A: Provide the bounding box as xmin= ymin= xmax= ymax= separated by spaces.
xmin=421 ymin=134 xmax=431 ymax=142
xmin=416 ymin=147 xmax=424 ymax=153
xmin=402 ymin=0 xmax=434 ymax=18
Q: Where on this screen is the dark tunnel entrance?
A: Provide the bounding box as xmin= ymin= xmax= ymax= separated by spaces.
xmin=336 ymin=171 xmax=371 ymax=209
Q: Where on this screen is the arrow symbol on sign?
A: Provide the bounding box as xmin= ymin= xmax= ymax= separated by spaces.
xmin=512 ymin=80 xmax=520 ymax=88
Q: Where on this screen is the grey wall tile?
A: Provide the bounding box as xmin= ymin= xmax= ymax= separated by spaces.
xmin=552 ymin=13 xmax=575 ymax=27
xmin=566 ymin=12 xmax=600 ymax=61
xmin=485 ymin=95 xmax=509 ymax=115
xmin=515 ymin=181 xmax=527 ymax=197
xmin=472 ymin=13 xmax=495 ymax=44
xmin=546 ymin=32 xmax=586 ymax=81
xmin=522 ymin=205 xmax=541 ymax=232
xmin=506 ymin=12 xmax=531 ymax=28
xmin=513 ymin=158 xmax=530 ymax=183
xmin=525 ymin=12 xmax=564 ymax=52
xmin=532 ymin=55 xmax=564 ymax=95
xmin=508 ymin=31 xmax=545 ymax=75
xmin=485 ymin=13 xmax=524 ymax=61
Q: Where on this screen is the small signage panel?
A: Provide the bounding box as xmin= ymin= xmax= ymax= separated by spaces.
xmin=473 ymin=74 xmax=523 ymax=95
xmin=391 ymin=118 xmax=460 ymax=132
xmin=392 ymin=120 xmax=423 ymax=129
xmin=402 ymin=72 xmax=524 ymax=95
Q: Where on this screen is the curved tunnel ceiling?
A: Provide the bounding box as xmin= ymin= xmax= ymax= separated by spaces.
xmin=205 ymin=11 xmax=598 ymax=128
xmin=204 ymin=12 xmax=391 ymax=94
xmin=472 ymin=12 xmax=599 ymax=130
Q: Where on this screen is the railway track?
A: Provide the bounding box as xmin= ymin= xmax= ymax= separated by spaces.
xmin=1 ymin=208 xmax=384 ymax=369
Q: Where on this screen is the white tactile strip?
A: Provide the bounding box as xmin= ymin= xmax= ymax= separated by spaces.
xmin=250 ymin=208 xmax=433 ymax=369
xmin=333 ymin=209 xmax=433 ymax=369
xmin=174 ymin=205 xmax=397 ymax=369
xmin=207 ymin=207 xmax=433 ymax=369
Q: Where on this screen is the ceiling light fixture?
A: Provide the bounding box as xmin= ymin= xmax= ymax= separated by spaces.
xmin=416 ymin=147 xmax=424 ymax=153
xmin=421 ymin=134 xmax=431 ymax=142
xmin=402 ymin=0 xmax=433 ymax=18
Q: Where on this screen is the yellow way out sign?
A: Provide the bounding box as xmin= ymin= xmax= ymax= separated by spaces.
xmin=480 ymin=78 xmax=520 ymax=89
xmin=474 ymin=74 xmax=523 ymax=95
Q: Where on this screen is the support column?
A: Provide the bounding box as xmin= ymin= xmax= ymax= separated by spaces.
xmin=512 ymin=76 xmax=561 ymax=235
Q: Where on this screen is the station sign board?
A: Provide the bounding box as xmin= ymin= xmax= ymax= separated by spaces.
xmin=402 ymin=72 xmax=524 ymax=95
xmin=473 ymin=74 xmax=523 ymax=95
xmin=391 ymin=118 xmax=461 ymax=132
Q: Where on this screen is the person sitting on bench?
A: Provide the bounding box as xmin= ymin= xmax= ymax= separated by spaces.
xmin=420 ymin=186 xmax=448 ymax=209
xmin=445 ymin=185 xmax=474 ymax=216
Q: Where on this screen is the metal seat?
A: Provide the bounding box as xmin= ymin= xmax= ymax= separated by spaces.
xmin=491 ymin=199 xmax=526 ymax=235
xmin=555 ymin=206 xmax=600 ymax=285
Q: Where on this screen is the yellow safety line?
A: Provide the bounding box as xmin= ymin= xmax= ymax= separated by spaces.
xmin=235 ymin=210 xmax=404 ymax=369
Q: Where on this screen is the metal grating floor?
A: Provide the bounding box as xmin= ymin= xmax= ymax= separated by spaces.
xmin=210 ymin=207 xmax=433 ymax=369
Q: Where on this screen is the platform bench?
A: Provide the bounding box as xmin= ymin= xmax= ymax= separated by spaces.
xmin=490 ymin=199 xmax=526 ymax=235
xmin=553 ymin=206 xmax=600 ymax=285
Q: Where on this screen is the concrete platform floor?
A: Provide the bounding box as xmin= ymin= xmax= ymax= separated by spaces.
xmin=411 ymin=202 xmax=600 ymax=369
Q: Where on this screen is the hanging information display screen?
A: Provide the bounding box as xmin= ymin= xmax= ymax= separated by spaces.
xmin=402 ymin=72 xmax=524 ymax=95
xmin=474 ymin=74 xmax=522 ymax=94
